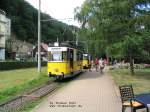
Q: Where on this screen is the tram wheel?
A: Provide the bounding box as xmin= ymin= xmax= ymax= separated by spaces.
xmin=56 ymin=75 xmax=64 ymax=80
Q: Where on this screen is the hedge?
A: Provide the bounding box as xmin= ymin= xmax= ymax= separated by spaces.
xmin=0 ymin=62 xmax=47 ymax=70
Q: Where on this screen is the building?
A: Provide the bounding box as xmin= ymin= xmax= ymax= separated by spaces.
xmin=0 ymin=9 xmax=11 ymax=60
xmin=6 ymin=36 xmax=34 ymax=60
xmin=33 ymin=43 xmax=48 ymax=61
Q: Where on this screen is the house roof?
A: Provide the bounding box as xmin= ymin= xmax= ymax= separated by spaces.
xmin=41 ymin=43 xmax=48 ymax=51
xmin=0 ymin=9 xmax=6 ymax=15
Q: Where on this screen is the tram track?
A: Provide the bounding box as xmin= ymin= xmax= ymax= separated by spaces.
xmin=0 ymin=80 xmax=58 ymax=112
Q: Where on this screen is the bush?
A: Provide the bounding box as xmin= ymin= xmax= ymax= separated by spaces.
xmin=144 ymin=64 xmax=150 ymax=68
xmin=0 ymin=62 xmax=47 ymax=70
xmin=118 ymin=63 xmax=149 ymax=69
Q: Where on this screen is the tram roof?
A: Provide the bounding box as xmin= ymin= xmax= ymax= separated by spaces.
xmin=48 ymin=42 xmax=84 ymax=52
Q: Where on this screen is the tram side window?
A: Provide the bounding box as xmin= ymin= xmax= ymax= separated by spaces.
xmin=67 ymin=50 xmax=70 ymax=60
xmin=62 ymin=52 xmax=67 ymax=61
xmin=67 ymin=49 xmax=73 ymax=61
xmin=79 ymin=53 xmax=83 ymax=60
xmin=77 ymin=53 xmax=80 ymax=61
xmin=77 ymin=53 xmax=79 ymax=61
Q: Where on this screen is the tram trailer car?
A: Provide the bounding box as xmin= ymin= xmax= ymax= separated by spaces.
xmin=82 ymin=53 xmax=91 ymax=69
xmin=47 ymin=46 xmax=83 ymax=79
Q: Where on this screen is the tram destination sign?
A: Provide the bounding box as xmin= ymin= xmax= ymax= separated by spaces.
xmin=48 ymin=47 xmax=68 ymax=52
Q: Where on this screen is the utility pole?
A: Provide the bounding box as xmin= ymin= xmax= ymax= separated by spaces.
xmin=86 ymin=41 xmax=88 ymax=53
xmin=38 ymin=0 xmax=41 ymax=73
xmin=76 ymin=33 xmax=78 ymax=46
xmin=72 ymin=28 xmax=78 ymax=46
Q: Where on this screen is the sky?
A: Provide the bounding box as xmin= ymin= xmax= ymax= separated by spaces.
xmin=25 ymin=0 xmax=85 ymax=27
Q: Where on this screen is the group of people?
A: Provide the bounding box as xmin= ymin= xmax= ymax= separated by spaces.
xmin=89 ymin=58 xmax=107 ymax=73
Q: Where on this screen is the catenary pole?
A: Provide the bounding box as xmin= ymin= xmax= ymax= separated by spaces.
xmin=38 ymin=0 xmax=41 ymax=72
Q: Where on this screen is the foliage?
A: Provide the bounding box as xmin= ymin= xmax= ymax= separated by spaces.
xmin=0 ymin=0 xmax=77 ymax=43
xmin=75 ymin=0 xmax=150 ymax=74
xmin=109 ymin=68 xmax=150 ymax=94
xmin=0 ymin=67 xmax=49 ymax=104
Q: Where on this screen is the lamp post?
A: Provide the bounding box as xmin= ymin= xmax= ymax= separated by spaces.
xmin=38 ymin=0 xmax=41 ymax=73
xmin=76 ymin=33 xmax=78 ymax=46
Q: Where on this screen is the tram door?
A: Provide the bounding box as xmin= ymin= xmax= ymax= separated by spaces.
xmin=69 ymin=49 xmax=74 ymax=71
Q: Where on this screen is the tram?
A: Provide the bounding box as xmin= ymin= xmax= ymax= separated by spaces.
xmin=47 ymin=42 xmax=83 ymax=79
xmin=82 ymin=53 xmax=91 ymax=69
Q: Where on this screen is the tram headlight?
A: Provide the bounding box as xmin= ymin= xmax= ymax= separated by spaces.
xmin=48 ymin=72 xmax=51 ymax=77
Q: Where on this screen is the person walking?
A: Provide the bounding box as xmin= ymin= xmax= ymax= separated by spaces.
xmin=89 ymin=60 xmax=94 ymax=71
xmin=99 ymin=58 xmax=105 ymax=74
xmin=95 ymin=58 xmax=99 ymax=72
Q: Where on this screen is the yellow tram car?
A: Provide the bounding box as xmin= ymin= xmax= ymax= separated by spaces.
xmin=47 ymin=43 xmax=83 ymax=79
xmin=82 ymin=53 xmax=91 ymax=69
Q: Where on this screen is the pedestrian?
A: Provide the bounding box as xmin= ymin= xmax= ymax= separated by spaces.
xmin=104 ymin=59 xmax=107 ymax=66
xmin=113 ymin=59 xmax=117 ymax=65
xmin=95 ymin=58 xmax=99 ymax=72
xmin=99 ymin=58 xmax=105 ymax=74
xmin=89 ymin=60 xmax=94 ymax=71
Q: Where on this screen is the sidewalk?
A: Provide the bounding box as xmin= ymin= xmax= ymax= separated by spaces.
xmin=33 ymin=70 xmax=122 ymax=112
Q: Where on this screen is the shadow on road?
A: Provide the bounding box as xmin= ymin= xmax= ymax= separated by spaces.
xmin=54 ymin=69 xmax=106 ymax=83
xmin=76 ymin=70 xmax=105 ymax=81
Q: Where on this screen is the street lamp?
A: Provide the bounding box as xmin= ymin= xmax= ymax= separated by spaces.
xmin=38 ymin=0 xmax=41 ymax=73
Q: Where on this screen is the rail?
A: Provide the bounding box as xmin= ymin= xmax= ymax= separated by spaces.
xmin=0 ymin=80 xmax=58 ymax=112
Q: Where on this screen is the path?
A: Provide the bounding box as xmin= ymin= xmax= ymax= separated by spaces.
xmin=33 ymin=70 xmax=121 ymax=112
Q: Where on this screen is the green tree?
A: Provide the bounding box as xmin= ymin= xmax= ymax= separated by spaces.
xmin=75 ymin=0 xmax=150 ymax=74
xmin=0 ymin=0 xmax=77 ymax=44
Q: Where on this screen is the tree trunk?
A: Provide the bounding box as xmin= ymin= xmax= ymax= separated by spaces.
xmin=129 ymin=56 xmax=134 ymax=75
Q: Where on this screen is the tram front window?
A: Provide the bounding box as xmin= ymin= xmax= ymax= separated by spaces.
xmin=48 ymin=51 xmax=67 ymax=61
xmin=83 ymin=54 xmax=88 ymax=60
xmin=52 ymin=53 xmax=62 ymax=61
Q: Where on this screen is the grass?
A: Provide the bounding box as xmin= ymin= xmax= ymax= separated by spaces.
xmin=0 ymin=67 xmax=50 ymax=104
xmin=19 ymin=98 xmax=44 ymax=112
xmin=109 ymin=68 xmax=150 ymax=94
xmin=0 ymin=67 xmax=81 ymax=111
xmin=19 ymin=85 xmax=62 ymax=112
